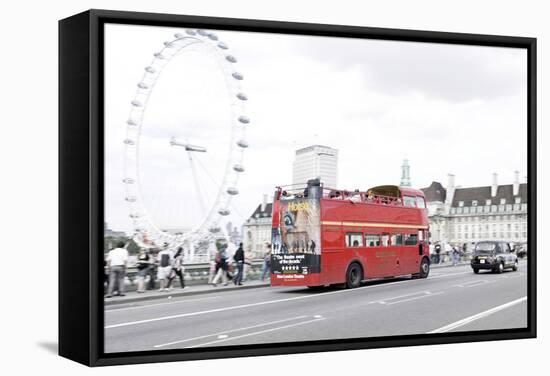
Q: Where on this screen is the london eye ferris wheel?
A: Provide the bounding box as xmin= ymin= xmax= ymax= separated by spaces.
xmin=122 ymin=29 xmax=250 ymax=261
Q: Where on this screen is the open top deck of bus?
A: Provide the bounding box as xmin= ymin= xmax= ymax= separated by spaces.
xmin=275 ymin=180 xmax=426 ymax=209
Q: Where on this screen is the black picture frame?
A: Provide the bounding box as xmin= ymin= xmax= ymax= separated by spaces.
xmin=59 ymin=9 xmax=537 ymax=367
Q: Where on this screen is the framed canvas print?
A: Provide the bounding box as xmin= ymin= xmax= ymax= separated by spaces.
xmin=59 ymin=9 xmax=537 ymax=366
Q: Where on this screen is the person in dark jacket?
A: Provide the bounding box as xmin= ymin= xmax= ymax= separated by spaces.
xmin=233 ymin=243 xmax=245 ymax=285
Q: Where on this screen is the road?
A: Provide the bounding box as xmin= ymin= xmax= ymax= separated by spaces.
xmin=104 ymin=261 xmax=528 ymax=353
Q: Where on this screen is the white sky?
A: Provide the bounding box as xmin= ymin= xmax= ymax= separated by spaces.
xmin=104 ymin=24 xmax=527 ymax=235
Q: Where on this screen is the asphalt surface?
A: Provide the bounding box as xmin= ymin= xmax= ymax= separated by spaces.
xmin=104 ymin=261 xmax=528 ymax=353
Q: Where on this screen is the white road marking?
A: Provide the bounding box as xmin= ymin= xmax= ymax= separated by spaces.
xmin=153 ymin=315 xmax=308 ymax=348
xmin=187 ymin=318 xmax=327 ymax=348
xmin=374 ymin=290 xmax=433 ymax=304
xmin=105 ymin=270 xmax=477 ymax=329
xmin=105 ymin=296 xmax=220 ymax=312
xmin=454 ymin=280 xmax=493 ymax=288
xmin=386 ymin=291 xmax=443 ymax=305
xmin=427 ymin=296 xmax=528 ymax=333
xmin=217 ymin=335 xmax=228 ymax=339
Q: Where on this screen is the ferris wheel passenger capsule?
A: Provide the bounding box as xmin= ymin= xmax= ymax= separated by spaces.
xmin=125 ymin=196 xmax=137 ymax=202
xmin=238 ymin=116 xmax=250 ymax=124
xmin=154 ymin=52 xmax=165 ymax=59
xmin=217 ymin=42 xmax=229 ymax=50
xmin=236 ymin=93 xmax=248 ymax=101
xmin=207 ymin=33 xmax=218 ymax=41
xmin=232 ymin=72 xmax=244 ymax=80
xmin=137 ymin=82 xmax=149 ymax=89
xmin=197 ymin=29 xmax=209 ymax=37
xmin=164 ymin=41 xmax=175 ymax=48
xmin=226 ymin=55 xmax=237 ymax=63
xmin=218 ymin=209 xmax=231 ymax=216
xmin=123 ymin=178 xmax=135 ymax=184
xmin=233 ymin=164 xmax=245 ymax=172
xmin=227 ymin=187 xmax=239 ymax=195
xmin=124 ymin=138 xmax=135 ymax=145
xmin=131 ymin=100 xmax=143 ymax=107
xmin=237 ymin=139 xmax=249 ymax=148
xmin=127 ymin=119 xmax=138 ymax=126
xmin=145 ymin=66 xmax=156 ymax=73
xmin=185 ymin=30 xmax=197 ymax=36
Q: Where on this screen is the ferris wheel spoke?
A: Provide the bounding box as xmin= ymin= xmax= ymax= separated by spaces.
xmin=187 ymin=152 xmax=208 ymax=218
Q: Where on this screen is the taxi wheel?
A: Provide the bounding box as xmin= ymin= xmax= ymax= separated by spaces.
xmin=512 ymin=260 xmax=518 ymax=271
xmin=495 ymin=262 xmax=504 ymax=274
xmin=346 ymin=263 xmax=363 ymax=289
xmin=473 ymin=268 xmax=480 ymax=274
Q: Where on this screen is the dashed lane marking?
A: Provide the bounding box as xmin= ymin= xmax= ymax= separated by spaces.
xmin=153 ymin=315 xmax=308 ymax=348
xmin=187 ymin=317 xmax=327 ymax=348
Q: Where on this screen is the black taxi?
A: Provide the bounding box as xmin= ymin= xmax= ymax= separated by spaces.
xmin=471 ymin=241 xmax=519 ymax=274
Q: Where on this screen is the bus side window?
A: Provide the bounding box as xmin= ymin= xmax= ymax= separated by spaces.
xmin=381 ymin=233 xmax=390 ymax=246
xmin=405 ymin=233 xmax=418 ymax=245
xmin=391 ymin=234 xmax=403 ymax=246
xmin=346 ymin=233 xmax=363 ymax=247
xmin=416 ymin=196 xmax=426 ymax=208
xmin=364 ymin=234 xmax=379 ymax=247
xmin=404 ymin=196 xmax=416 ymax=207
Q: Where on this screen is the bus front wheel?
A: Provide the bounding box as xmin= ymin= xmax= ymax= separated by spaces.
xmin=346 ymin=262 xmax=363 ymax=289
xmin=418 ymin=258 xmax=430 ymax=279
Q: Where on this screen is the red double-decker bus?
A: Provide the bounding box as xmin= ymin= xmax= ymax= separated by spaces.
xmin=270 ymin=179 xmax=430 ymax=288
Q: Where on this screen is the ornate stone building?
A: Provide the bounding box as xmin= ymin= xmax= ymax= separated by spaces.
xmin=421 ymin=172 xmax=528 ymax=248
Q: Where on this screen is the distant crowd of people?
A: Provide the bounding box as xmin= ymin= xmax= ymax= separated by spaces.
xmin=430 ymin=242 xmax=465 ymax=266
xmin=104 ymin=242 xmax=185 ymax=298
xmin=104 ymin=242 xmax=272 ymax=298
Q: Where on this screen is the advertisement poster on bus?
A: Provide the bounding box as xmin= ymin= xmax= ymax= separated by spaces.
xmin=271 ymin=198 xmax=321 ymax=276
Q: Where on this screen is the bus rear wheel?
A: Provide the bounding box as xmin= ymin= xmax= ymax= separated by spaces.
xmin=346 ymin=263 xmax=363 ymax=289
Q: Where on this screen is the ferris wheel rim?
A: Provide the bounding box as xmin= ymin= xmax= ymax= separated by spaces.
xmin=123 ymin=29 xmax=250 ymax=248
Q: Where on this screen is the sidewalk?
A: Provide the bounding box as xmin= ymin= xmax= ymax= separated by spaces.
xmin=104 ymin=279 xmax=270 ymax=306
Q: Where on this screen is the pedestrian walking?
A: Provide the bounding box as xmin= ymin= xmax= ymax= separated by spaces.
xmin=434 ymin=243 xmax=441 ymax=264
xmin=135 ymin=248 xmax=151 ymax=293
xmin=261 ymin=243 xmax=272 ymax=281
xmin=452 ymin=246 xmax=460 ymax=266
xmin=106 ymin=241 xmax=129 ymax=298
xmin=233 ymin=243 xmax=245 ymax=286
xmin=167 ymin=247 xmax=185 ymax=290
xmin=156 ymin=245 xmax=174 ymax=292
xmin=146 ymin=249 xmax=158 ymax=290
xmin=211 ymin=249 xmax=228 ymax=286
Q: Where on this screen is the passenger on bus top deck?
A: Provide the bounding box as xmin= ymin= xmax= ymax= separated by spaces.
xmin=352 ymin=240 xmax=360 ymax=247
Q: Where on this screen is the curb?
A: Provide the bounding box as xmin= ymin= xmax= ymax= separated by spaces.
xmin=104 ymin=282 xmax=271 ymax=306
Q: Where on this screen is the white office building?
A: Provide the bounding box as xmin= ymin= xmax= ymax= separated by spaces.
xmin=292 ymin=145 xmax=338 ymax=188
